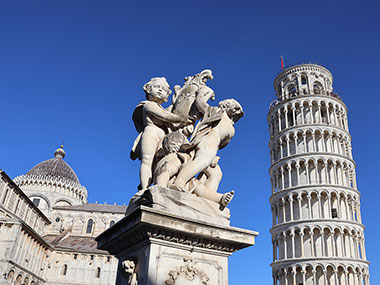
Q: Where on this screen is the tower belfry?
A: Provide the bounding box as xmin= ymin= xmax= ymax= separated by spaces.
xmin=267 ymin=63 xmax=369 ymax=284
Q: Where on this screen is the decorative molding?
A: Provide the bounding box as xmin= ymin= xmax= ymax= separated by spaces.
xmin=14 ymin=174 xmax=87 ymax=201
xmin=165 ymin=257 xmax=209 ymax=285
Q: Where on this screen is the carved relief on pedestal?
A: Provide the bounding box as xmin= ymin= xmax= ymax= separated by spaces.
xmin=165 ymin=257 xmax=209 ymax=285
xmin=121 ymin=260 xmax=138 ymax=285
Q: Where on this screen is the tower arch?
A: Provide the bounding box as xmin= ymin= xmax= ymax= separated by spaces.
xmin=268 ymin=63 xmax=369 ymax=284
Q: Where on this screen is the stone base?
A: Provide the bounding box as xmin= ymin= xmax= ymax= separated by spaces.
xmin=96 ymin=186 xmax=258 ymax=285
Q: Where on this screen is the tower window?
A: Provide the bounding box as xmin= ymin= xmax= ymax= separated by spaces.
xmin=332 ymin=208 xmax=338 ymax=218
xmin=73 ymin=254 xmax=78 ymax=260
xmin=86 ymin=219 xmax=94 ymax=234
xmin=110 ymin=220 xmax=115 ymax=227
xmin=96 ymin=267 xmax=101 ymax=278
xmin=32 ymin=198 xmax=40 ymax=207
xmin=301 ymin=75 xmax=307 ymax=85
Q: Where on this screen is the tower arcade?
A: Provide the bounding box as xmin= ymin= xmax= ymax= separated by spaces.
xmin=267 ymin=63 xmax=369 ymax=284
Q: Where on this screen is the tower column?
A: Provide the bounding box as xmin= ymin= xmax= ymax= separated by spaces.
xmin=269 ymin=64 xmax=369 ymax=284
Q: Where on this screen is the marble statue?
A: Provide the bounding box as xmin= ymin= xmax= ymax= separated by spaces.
xmin=130 ymin=77 xmax=192 ymax=189
xmin=131 ymin=70 xmax=243 ymax=208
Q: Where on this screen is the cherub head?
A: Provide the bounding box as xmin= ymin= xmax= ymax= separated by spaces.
xmin=218 ymin=99 xmax=244 ymax=123
xmin=162 ymin=131 xmax=188 ymax=154
xmin=143 ymin=77 xmax=172 ymax=103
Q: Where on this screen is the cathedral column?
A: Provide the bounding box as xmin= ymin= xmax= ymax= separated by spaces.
xmin=300 ymin=232 xmax=304 ymax=257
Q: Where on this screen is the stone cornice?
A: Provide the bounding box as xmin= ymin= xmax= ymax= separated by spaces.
xmin=0 ymin=170 xmax=51 ymax=224
xmin=96 ymin=206 xmax=258 ymax=255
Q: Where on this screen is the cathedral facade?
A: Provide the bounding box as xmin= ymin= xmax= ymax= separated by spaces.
xmin=0 ymin=146 xmax=126 ymax=284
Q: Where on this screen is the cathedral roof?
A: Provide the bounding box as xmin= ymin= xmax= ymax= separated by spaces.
xmin=44 ymin=235 xmax=108 ymax=254
xmin=26 ymin=146 xmax=80 ymax=185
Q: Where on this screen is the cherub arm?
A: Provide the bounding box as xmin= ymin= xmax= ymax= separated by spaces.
xmin=144 ymin=102 xmax=188 ymax=123
xmin=194 ymin=86 xmax=215 ymax=115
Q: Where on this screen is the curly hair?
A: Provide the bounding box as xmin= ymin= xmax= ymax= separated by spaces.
xmin=218 ymin=99 xmax=244 ymax=118
xmin=142 ymin=77 xmax=172 ymax=100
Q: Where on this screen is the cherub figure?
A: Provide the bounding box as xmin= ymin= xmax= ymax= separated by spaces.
xmin=172 ymin=98 xmax=244 ymax=192
xmin=153 ymin=132 xmax=234 ymax=207
xmin=131 ymin=77 xmax=191 ymax=190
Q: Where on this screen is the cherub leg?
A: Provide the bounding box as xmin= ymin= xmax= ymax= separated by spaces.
xmin=202 ymin=163 xmax=222 ymax=193
xmin=139 ymin=132 xmax=161 ymax=189
xmin=193 ymin=184 xmax=235 ymax=207
xmin=155 ymin=158 xmax=182 ymax=187
xmin=140 ymin=153 xmax=154 ymax=189
xmin=173 ymin=146 xmax=217 ymax=191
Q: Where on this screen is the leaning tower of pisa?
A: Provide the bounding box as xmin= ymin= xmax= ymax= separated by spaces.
xmin=267 ymin=63 xmax=370 ymax=284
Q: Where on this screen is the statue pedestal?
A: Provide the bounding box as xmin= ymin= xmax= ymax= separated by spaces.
xmin=96 ymin=186 xmax=258 ymax=285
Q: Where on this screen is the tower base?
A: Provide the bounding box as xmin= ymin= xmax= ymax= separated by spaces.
xmin=96 ymin=186 xmax=258 ymax=284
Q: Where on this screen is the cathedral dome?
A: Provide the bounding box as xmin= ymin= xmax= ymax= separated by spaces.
xmin=27 ymin=147 xmax=80 ymax=185
xmin=14 ymin=146 xmax=88 ymax=208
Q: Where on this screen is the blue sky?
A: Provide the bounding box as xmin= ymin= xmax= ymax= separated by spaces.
xmin=1 ymin=1 xmax=379 ymax=283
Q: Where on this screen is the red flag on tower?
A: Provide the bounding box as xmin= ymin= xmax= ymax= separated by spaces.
xmin=280 ymin=55 xmax=284 ymax=70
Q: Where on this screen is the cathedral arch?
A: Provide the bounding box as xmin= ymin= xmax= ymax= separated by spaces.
xmin=54 ymin=198 xmax=73 ymax=207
